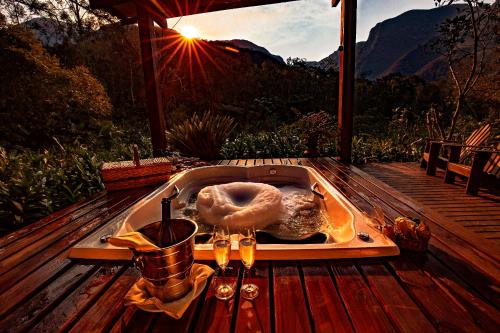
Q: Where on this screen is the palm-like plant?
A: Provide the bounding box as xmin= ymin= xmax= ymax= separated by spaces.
xmin=166 ymin=111 xmax=236 ymax=160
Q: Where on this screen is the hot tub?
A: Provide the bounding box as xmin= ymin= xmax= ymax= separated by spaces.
xmin=70 ymin=165 xmax=399 ymax=260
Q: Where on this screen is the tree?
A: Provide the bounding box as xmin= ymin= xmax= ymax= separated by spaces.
xmin=0 ymin=0 xmax=116 ymax=36
xmin=432 ymin=0 xmax=499 ymax=139
xmin=0 ymin=26 xmax=112 ymax=148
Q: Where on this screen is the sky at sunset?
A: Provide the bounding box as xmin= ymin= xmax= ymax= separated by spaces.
xmin=167 ymin=0 xmax=437 ymax=61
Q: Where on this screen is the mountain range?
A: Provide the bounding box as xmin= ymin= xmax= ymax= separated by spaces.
xmin=309 ymin=5 xmax=465 ymax=80
xmin=25 ymin=4 xmax=466 ymax=81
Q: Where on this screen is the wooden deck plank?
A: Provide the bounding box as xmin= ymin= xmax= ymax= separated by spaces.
xmin=68 ymin=267 xmax=139 ymax=333
xmin=330 ymin=263 xmax=396 ymax=333
xmin=0 ymin=250 xmax=73 ymax=317
xmin=0 ymin=190 xmax=148 ymax=293
xmin=426 ymin=241 xmax=499 ymax=305
xmin=273 ymin=262 xmax=313 ymax=333
xmin=301 ymin=262 xmax=354 ymax=333
xmin=234 ymin=261 xmax=271 ymax=333
xmin=194 ymin=262 xmax=241 ymax=333
xmin=388 ymin=257 xmax=484 ymax=332
xmin=358 ymin=263 xmax=438 ymax=333
xmin=0 ymin=192 xmax=106 ymax=248
xmin=413 ymin=254 xmax=500 ymax=332
xmin=365 ymin=162 xmax=500 ymax=201
xmin=0 ymin=195 xmax=116 ymax=266
xmin=0 ymin=189 xmax=145 ymax=266
xmin=0 ymin=263 xmax=97 ymax=332
xmin=31 ymin=263 xmax=126 ymax=333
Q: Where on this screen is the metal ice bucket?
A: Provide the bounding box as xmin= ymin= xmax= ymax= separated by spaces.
xmin=134 ymin=219 xmax=198 ymax=302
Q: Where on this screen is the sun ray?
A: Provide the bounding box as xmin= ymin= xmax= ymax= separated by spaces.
xmin=191 ymin=42 xmax=209 ymax=83
xmin=152 ymin=25 xmax=232 ymax=90
xmin=196 ymin=42 xmax=225 ymax=73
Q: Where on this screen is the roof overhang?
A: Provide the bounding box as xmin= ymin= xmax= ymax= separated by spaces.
xmin=90 ymin=0 xmax=301 ymax=27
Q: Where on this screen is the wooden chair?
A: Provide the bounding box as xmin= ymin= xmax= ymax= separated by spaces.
xmin=420 ymin=122 xmax=491 ymax=176
xmin=444 ymin=142 xmax=500 ymax=195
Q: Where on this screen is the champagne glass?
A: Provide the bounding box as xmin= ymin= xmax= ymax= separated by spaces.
xmin=212 ymin=225 xmax=234 ymax=300
xmin=238 ymin=226 xmax=259 ymax=300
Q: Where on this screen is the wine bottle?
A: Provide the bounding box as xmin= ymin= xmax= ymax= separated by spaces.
xmin=158 ymin=187 xmax=179 ymax=247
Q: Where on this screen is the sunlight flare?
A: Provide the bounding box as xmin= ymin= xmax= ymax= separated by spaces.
xmin=179 ymin=25 xmax=200 ymax=39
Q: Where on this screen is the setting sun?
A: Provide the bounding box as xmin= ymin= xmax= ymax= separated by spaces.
xmin=179 ymin=25 xmax=200 ymax=39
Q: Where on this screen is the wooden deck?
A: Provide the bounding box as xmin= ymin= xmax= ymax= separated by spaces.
xmin=0 ymin=158 xmax=499 ymax=333
xmin=362 ymin=162 xmax=500 ymax=246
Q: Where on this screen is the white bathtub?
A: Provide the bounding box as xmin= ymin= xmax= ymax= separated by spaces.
xmin=70 ymin=165 xmax=399 ymax=260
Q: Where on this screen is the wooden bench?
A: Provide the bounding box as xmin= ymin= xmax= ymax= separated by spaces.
xmin=421 ymin=122 xmax=491 ymax=176
xmin=445 ymin=143 xmax=500 ymax=194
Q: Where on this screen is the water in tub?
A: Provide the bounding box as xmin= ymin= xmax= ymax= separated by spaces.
xmin=174 ymin=182 xmax=333 ymax=242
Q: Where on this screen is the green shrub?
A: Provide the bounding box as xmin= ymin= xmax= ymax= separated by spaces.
xmin=85 ymin=121 xmax=153 ymax=162
xmin=351 ymin=135 xmax=422 ymax=165
xmin=221 ymin=126 xmax=420 ymax=163
xmin=290 ymin=111 xmax=336 ymax=154
xmin=166 ymin=111 xmax=235 ymax=160
xmin=0 ymin=144 xmax=104 ymax=232
xmin=221 ymin=128 xmax=307 ymax=159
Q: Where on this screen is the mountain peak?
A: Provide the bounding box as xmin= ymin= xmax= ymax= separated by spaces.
xmin=23 ymin=17 xmax=70 ymax=47
xmin=221 ymin=39 xmax=284 ymax=64
xmin=313 ymin=4 xmax=465 ymax=80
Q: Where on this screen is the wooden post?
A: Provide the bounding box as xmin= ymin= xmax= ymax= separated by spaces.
xmin=426 ymin=142 xmax=442 ymax=176
xmin=337 ymin=0 xmax=357 ymax=163
xmin=137 ymin=5 xmax=167 ymax=156
xmin=466 ymin=151 xmax=490 ymax=195
xmin=444 ymin=145 xmax=461 ymax=183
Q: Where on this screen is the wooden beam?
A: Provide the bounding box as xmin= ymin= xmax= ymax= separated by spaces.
xmin=137 ymin=1 xmax=168 ymax=28
xmin=158 ymin=0 xmax=298 ymax=17
xmin=337 ymin=0 xmax=357 ymax=163
xmin=137 ymin=5 xmax=167 ymax=156
xmin=90 ymin=0 xmax=297 ymax=19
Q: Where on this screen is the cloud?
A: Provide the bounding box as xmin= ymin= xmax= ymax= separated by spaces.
xmin=167 ymin=0 xmax=340 ymax=61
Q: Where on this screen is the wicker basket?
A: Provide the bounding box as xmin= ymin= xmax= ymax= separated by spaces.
xmin=101 ymin=145 xmax=172 ymax=191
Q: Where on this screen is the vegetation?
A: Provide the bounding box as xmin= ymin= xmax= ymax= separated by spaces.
xmin=0 ymin=143 xmax=103 ymax=232
xmin=221 ymin=128 xmax=306 ymax=159
xmin=0 ymin=26 xmax=112 ymax=149
xmin=0 ymin=0 xmax=115 ymax=34
xmin=166 ymin=111 xmax=236 ymax=160
xmin=432 ymin=0 xmax=499 ymax=139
